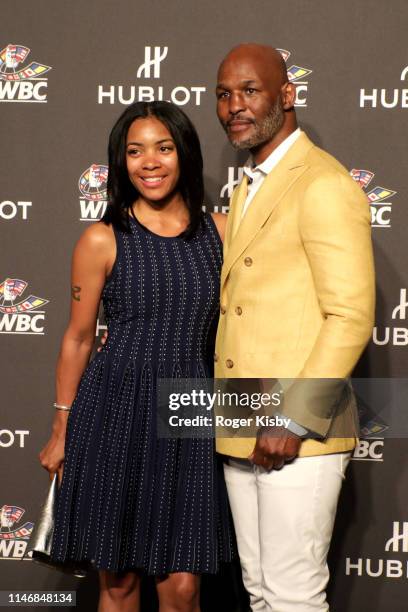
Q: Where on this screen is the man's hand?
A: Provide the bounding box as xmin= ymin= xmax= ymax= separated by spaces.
xmin=248 ymin=426 xmax=302 ymax=471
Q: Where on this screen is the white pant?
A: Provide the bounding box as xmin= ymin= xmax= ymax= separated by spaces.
xmin=224 ymin=453 xmax=350 ymax=612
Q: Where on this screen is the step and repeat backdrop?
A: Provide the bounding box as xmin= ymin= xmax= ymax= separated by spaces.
xmin=1 ymin=0 xmax=407 ymax=610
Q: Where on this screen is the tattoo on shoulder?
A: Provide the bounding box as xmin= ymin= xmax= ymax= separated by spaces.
xmin=71 ymin=285 xmax=81 ymax=301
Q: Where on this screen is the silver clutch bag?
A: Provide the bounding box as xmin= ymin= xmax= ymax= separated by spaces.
xmin=27 ymin=474 xmax=87 ymax=577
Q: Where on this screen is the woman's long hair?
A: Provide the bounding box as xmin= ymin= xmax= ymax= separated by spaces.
xmin=102 ymin=101 xmax=204 ymax=238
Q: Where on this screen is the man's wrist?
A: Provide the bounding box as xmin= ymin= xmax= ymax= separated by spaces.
xmin=275 ymin=413 xmax=309 ymax=438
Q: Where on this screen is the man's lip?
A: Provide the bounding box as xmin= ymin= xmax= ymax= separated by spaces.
xmin=228 ymin=120 xmax=253 ymax=132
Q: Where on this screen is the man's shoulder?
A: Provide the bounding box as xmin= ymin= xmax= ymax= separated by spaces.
xmin=298 ymin=137 xmax=367 ymax=208
xmin=304 ymin=138 xmax=350 ymax=179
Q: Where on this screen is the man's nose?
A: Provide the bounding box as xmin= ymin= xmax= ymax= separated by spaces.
xmin=228 ymin=92 xmax=246 ymax=115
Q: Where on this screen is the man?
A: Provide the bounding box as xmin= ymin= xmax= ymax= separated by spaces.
xmin=214 ymin=44 xmax=375 ymax=611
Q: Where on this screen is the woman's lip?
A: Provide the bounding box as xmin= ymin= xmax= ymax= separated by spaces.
xmin=139 ymin=176 xmax=166 ymax=187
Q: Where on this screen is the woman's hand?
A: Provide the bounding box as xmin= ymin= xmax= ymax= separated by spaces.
xmin=39 ymin=432 xmax=65 ymax=483
xmin=97 ymin=329 xmax=108 ymax=352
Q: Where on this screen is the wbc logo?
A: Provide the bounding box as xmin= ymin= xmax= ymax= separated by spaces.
xmin=277 ymin=49 xmax=312 ymax=107
xmin=78 ymin=164 xmax=108 ymax=221
xmin=350 ymin=169 xmax=396 ymax=228
xmin=0 ymin=278 xmax=48 ymax=334
xmin=352 ymin=397 xmax=387 ymax=462
xmin=0 ymin=44 xmax=51 ymax=102
xmin=0 ymin=505 xmax=34 ymax=560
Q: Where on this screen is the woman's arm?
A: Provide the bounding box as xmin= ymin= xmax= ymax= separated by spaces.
xmin=210 ymin=212 xmax=227 ymax=243
xmin=39 ymin=222 xmax=115 ymax=479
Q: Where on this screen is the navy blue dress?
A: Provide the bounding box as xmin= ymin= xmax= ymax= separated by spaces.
xmin=50 ymin=213 xmax=235 ymax=574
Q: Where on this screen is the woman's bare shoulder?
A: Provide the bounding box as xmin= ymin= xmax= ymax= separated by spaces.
xmin=76 ymin=221 xmax=115 ymax=252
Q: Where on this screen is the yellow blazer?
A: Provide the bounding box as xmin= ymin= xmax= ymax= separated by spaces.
xmin=215 ymin=132 xmax=375 ymax=458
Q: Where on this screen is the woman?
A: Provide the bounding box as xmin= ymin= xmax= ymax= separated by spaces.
xmin=39 ymin=101 xmax=234 ymax=612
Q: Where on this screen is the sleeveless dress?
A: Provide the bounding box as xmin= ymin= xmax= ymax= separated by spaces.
xmin=50 ymin=213 xmax=235 ymax=574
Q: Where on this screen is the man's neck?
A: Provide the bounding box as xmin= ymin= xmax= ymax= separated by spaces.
xmin=250 ymin=122 xmax=298 ymax=165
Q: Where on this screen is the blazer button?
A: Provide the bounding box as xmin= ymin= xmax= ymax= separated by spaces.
xmin=214 ymin=353 xmax=218 ymax=362
xmin=220 ymin=305 xmax=226 ymax=314
xmin=235 ymin=306 xmax=242 ymax=315
xmin=244 ymin=257 xmax=253 ymax=266
xmin=226 ymin=359 xmax=234 ymax=368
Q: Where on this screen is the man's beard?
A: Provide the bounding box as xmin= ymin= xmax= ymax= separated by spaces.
xmin=227 ymin=97 xmax=284 ymax=150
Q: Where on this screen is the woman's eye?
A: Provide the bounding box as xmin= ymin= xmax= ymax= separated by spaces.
xmin=160 ymin=146 xmax=173 ymax=153
xmin=127 ymin=148 xmax=140 ymax=156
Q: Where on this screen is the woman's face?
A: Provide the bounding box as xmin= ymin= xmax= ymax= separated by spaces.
xmin=126 ymin=116 xmax=180 ymax=205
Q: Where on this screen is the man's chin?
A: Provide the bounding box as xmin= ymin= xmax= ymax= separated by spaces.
xmin=229 ymin=136 xmax=256 ymax=150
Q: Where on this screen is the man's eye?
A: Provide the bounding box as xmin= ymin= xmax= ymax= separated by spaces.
xmin=246 ymin=88 xmax=256 ymax=95
xmin=217 ymin=91 xmax=229 ymax=99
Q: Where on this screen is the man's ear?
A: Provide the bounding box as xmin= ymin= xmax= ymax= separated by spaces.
xmin=281 ymin=82 xmax=296 ymax=110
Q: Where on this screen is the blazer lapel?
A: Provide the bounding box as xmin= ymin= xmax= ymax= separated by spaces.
xmin=223 ymin=175 xmax=248 ymax=261
xmin=221 ymin=133 xmax=314 ymax=289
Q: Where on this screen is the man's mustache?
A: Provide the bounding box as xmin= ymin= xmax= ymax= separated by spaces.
xmin=224 ymin=117 xmax=255 ymax=128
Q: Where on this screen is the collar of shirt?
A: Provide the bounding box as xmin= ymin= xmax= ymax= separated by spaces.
xmin=243 ymin=127 xmax=302 ymax=183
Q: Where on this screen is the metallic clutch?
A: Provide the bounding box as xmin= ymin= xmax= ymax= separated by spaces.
xmin=27 ymin=474 xmax=87 ymax=577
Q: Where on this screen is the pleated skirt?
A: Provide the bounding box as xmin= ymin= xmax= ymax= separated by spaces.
xmin=50 ymin=353 xmax=235 ymax=574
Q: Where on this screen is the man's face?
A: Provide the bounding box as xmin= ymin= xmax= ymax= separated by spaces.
xmin=216 ymin=54 xmax=285 ymax=150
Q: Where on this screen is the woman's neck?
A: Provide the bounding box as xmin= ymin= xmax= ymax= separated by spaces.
xmin=131 ymin=196 xmax=190 ymax=236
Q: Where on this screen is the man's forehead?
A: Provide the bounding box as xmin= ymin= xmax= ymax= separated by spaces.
xmin=218 ymin=59 xmax=265 ymax=84
xmin=218 ymin=58 xmax=278 ymax=84
xmin=216 ymin=76 xmax=261 ymax=90
xmin=217 ymin=45 xmax=286 ymax=87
